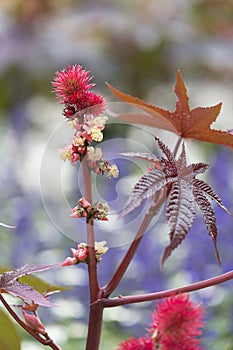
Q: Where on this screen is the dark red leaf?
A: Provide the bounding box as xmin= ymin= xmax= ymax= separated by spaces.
xmin=161 ymin=180 xmax=196 ymax=267
xmin=194 ymin=188 xmax=221 ymax=266
xmin=120 ymin=136 xmax=231 ymax=265
xmin=120 ymin=169 xmax=167 ymax=218
xmin=192 ymin=178 xmax=232 ymax=215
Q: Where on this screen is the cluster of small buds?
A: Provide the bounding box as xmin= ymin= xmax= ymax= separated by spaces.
xmin=59 ymin=115 xmax=108 ymax=164
xmin=70 ymin=197 xmax=91 ymax=219
xmin=60 ymin=137 xmax=87 ymax=163
xmin=91 ymin=202 xmax=110 ymax=221
xmin=82 ymin=115 xmax=108 ymax=142
xmin=61 ymin=241 xmax=109 ymax=266
xmin=87 ymin=147 xmax=119 ymax=178
xmin=52 ymin=65 xmax=107 ymax=164
xmin=87 ymin=146 xmax=103 ymax=161
xmin=61 ymin=243 xmax=89 ymax=266
xmin=70 ymin=197 xmax=110 ymax=222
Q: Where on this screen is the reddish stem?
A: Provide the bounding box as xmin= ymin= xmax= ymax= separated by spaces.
xmin=85 ymin=302 xmax=104 ymax=350
xmin=102 ymin=188 xmax=167 ymax=298
xmin=0 ymin=295 xmax=61 ymax=350
xmin=102 ymin=269 xmax=233 ymax=307
xmin=82 ymin=160 xmax=99 ymax=300
xmin=82 ymin=159 xmax=103 ymax=350
xmin=173 ymin=135 xmax=183 ymax=157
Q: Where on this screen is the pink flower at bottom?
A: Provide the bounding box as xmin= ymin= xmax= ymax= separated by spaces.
xmin=149 ymin=294 xmax=204 ymax=350
xmin=117 ymin=336 xmax=155 ymax=350
xmin=160 ymin=334 xmax=202 ymax=350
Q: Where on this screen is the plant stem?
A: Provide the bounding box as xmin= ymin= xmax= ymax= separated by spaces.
xmin=85 ymin=302 xmax=104 ymax=350
xmin=103 ymin=188 xmax=167 ymax=298
xmin=86 ymin=218 xmax=100 ymax=301
xmin=102 ymin=135 xmax=181 ymax=298
xmin=102 ymin=268 xmax=233 ymax=307
xmin=0 ymin=295 xmax=61 ymax=350
xmin=82 ymin=160 xmax=99 ymax=300
xmin=82 ymin=159 xmax=103 ymax=349
xmin=173 ymin=135 xmax=183 ymax=157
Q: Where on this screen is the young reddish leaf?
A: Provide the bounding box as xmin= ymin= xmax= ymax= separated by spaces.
xmin=106 ymin=82 xmax=177 ymax=133
xmin=174 ymin=69 xmax=190 ymax=116
xmin=0 ymin=264 xmax=58 ymax=306
xmin=107 ymin=71 xmax=233 ymax=148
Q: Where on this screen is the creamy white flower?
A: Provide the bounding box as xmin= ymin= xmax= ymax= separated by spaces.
xmin=95 ymin=241 xmax=109 ymax=259
xmin=89 ymin=127 xmax=103 ymax=142
xmin=87 ymin=147 xmax=103 ymax=161
xmin=107 ymin=164 xmax=119 ymax=178
xmin=93 ymin=116 xmax=108 ymax=126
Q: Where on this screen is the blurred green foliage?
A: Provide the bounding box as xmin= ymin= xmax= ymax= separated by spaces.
xmin=0 ymin=309 xmax=21 ymax=350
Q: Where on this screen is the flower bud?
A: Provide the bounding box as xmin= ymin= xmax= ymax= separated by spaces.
xmin=80 ymin=197 xmax=91 ymax=208
xmin=22 ymin=309 xmax=47 ymax=336
xmin=61 ymin=257 xmax=77 ymax=266
xmin=63 ymin=105 xmax=76 ymax=118
xmin=77 ymin=249 xmax=88 ymax=262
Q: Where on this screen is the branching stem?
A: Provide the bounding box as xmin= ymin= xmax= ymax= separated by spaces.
xmin=103 ymin=188 xmax=167 ymax=298
xmin=102 ymin=269 xmax=233 ymax=307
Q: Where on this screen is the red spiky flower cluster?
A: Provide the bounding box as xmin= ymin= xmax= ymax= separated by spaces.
xmin=150 ymin=294 xmax=204 ymax=350
xmin=52 ymin=64 xmax=105 ymax=118
xmin=117 ymin=336 xmax=154 ymax=350
xmin=117 ymin=294 xmax=204 ymax=350
xmin=52 ymin=64 xmax=106 ymax=118
xmin=52 ymin=65 xmax=108 ymax=163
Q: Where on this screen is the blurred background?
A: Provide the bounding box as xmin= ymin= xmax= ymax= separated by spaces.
xmin=1 ymin=0 xmax=233 ymax=349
